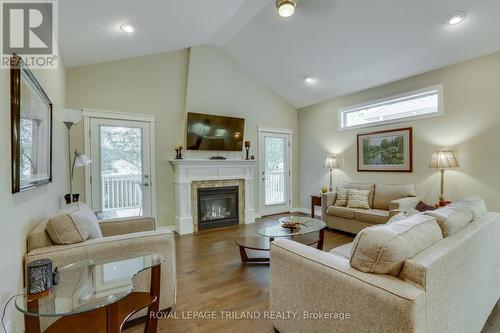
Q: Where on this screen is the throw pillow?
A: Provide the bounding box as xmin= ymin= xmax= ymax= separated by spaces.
xmin=387 ymin=208 xmax=420 ymax=224
xmin=347 ymin=189 xmax=370 ymax=209
xmin=350 ymin=214 xmax=443 ymax=276
xmin=415 ymin=201 xmax=437 ymax=212
xmin=47 ymin=202 xmax=102 ymax=245
xmin=424 ymin=206 xmax=473 ymax=237
xmin=334 ymin=188 xmax=348 ymax=207
xmin=58 ymin=202 xmax=102 ymax=239
xmin=449 ymin=196 xmax=487 ymax=220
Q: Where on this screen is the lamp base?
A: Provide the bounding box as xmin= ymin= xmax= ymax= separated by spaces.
xmin=64 ymin=193 xmax=80 ymax=204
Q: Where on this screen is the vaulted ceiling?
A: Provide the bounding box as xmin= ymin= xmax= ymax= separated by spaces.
xmin=60 ymin=0 xmax=500 ymax=108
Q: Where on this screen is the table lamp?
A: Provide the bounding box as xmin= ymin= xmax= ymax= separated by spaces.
xmin=429 ymin=149 xmax=459 ymax=206
xmin=324 ymin=155 xmax=338 ymax=192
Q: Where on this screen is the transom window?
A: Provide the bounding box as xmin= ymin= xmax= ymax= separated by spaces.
xmin=338 ymin=85 xmax=443 ymax=130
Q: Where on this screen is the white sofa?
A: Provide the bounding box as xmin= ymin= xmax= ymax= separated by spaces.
xmin=321 ymin=182 xmax=419 ymax=234
xmin=270 ymin=208 xmax=500 ymax=332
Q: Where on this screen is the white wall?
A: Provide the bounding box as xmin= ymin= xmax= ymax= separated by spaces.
xmin=185 ymin=45 xmax=299 ymax=211
xmin=66 ymin=45 xmax=298 ymax=226
xmin=66 ymin=50 xmax=190 ymax=228
xmin=0 ymin=60 xmax=66 ymax=332
xmin=298 ymin=51 xmax=500 ymax=212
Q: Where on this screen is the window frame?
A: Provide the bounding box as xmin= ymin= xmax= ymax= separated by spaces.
xmin=337 ymin=84 xmax=444 ymax=131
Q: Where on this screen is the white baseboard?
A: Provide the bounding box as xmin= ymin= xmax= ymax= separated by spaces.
xmin=291 ymin=207 xmax=310 ymax=215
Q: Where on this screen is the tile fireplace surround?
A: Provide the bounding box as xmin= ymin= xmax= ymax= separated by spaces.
xmin=170 ymin=159 xmax=257 ymax=234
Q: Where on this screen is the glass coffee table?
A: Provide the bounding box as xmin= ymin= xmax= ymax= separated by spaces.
xmin=235 ymin=216 xmax=326 ymax=263
xmin=16 ymin=253 xmax=164 ymax=333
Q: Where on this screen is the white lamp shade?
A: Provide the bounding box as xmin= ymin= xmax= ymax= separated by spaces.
xmin=429 ymin=149 xmax=459 ymax=169
xmin=74 ymin=151 xmax=91 ymax=167
xmin=324 ymin=155 xmax=338 ymax=169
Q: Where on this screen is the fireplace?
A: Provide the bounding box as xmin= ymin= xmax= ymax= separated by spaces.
xmin=197 ymin=186 xmax=239 ymax=230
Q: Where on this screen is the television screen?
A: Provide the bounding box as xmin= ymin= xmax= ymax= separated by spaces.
xmin=186 ymin=113 xmax=245 ymax=151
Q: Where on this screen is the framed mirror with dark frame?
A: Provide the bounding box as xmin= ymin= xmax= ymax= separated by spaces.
xmin=11 ymin=54 xmax=53 ymax=194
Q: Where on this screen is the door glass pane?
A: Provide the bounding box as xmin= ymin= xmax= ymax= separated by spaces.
xmin=100 ymin=126 xmax=143 ymax=218
xmin=265 ymin=136 xmax=285 ymax=205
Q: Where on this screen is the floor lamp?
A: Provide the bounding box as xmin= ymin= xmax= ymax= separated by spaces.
xmin=324 ymin=155 xmax=338 ymax=192
xmin=58 ymin=109 xmax=91 ymax=204
xmin=429 ymin=149 xmax=459 ymax=207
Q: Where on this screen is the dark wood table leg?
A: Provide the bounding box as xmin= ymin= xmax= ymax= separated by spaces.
xmin=316 ymin=228 xmax=325 ymax=250
xmin=24 ymin=300 xmax=41 ymax=333
xmin=107 ymin=302 xmax=119 ymax=333
xmin=144 ymin=265 xmax=161 ymax=333
xmin=311 ymin=201 xmax=314 ymax=217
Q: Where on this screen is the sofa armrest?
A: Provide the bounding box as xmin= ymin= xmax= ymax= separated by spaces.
xmin=321 ymin=192 xmax=337 ymax=221
xmin=98 ymin=216 xmax=156 ymax=236
xmin=390 ymin=197 xmax=420 ymax=212
xmin=25 ymin=229 xmax=176 ymax=312
xmin=270 ymin=239 xmax=425 ymax=333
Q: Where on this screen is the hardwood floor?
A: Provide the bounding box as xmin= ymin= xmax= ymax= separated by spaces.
xmin=124 ymin=213 xmax=353 ymax=333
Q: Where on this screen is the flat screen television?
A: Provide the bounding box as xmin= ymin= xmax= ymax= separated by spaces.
xmin=186 ymin=112 xmax=245 ymax=151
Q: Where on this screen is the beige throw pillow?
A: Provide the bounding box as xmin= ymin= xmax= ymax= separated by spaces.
xmin=47 ymin=202 xmax=102 ymax=245
xmin=424 ymin=206 xmax=473 ymax=237
xmin=350 ymin=214 xmax=443 ymax=276
xmin=334 ymin=188 xmax=348 ymax=207
xmin=449 ymin=196 xmax=487 ymax=220
xmin=347 ymin=189 xmax=370 ymax=209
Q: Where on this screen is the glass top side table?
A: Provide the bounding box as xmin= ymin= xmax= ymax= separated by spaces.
xmin=16 ymin=252 xmax=164 ymax=333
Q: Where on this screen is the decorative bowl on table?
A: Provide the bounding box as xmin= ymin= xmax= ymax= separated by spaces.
xmin=280 ymin=221 xmax=301 ymax=229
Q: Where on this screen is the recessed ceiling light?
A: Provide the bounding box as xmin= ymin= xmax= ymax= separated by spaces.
xmin=276 ymin=0 xmax=296 ymax=18
xmin=120 ymin=23 xmax=134 ymax=33
xmin=447 ymin=11 xmax=466 ymax=25
xmin=304 ymin=77 xmax=317 ymax=85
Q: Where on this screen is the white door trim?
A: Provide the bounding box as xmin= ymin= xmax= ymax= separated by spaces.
xmin=257 ymin=127 xmax=293 ymax=216
xmin=83 ymin=109 xmax=157 ymax=220
xmin=257 ymin=125 xmax=292 ymax=135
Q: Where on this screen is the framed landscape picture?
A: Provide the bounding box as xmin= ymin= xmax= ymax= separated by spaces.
xmin=357 ymin=127 xmax=412 ymax=172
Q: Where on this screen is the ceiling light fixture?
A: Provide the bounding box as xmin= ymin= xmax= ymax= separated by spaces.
xmin=276 ymin=0 xmax=296 ymax=18
xmin=120 ymin=23 xmax=135 ymax=33
xmin=304 ymin=77 xmax=317 ymax=85
xmin=447 ymin=11 xmax=466 ymax=25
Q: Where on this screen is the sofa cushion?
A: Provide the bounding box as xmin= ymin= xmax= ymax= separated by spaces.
xmin=47 ymin=202 xmax=102 ymax=245
xmin=424 ymin=206 xmax=473 ymax=237
xmin=329 ymin=242 xmax=353 ymax=259
xmin=343 ymin=182 xmax=375 ymax=207
xmin=373 ymin=184 xmax=417 ymax=210
xmin=334 ymin=188 xmax=348 ymax=207
xmin=350 ymin=214 xmax=442 ymax=276
xmin=354 ymin=209 xmax=390 ymax=225
xmin=449 ymin=196 xmax=487 ymax=220
xmin=326 ymin=206 xmax=354 ymax=219
xmin=347 ymin=189 xmax=370 ymax=209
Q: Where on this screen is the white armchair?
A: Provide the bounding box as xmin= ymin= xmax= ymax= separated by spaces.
xmin=25 ymin=215 xmax=176 ymax=326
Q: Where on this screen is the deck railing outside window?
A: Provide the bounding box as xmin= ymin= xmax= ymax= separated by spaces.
xmin=265 ymin=171 xmax=286 ymax=205
xmin=102 ymin=174 xmax=142 ymax=210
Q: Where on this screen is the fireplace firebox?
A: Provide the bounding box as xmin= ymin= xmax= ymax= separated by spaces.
xmin=197 ymin=186 xmax=239 ymax=230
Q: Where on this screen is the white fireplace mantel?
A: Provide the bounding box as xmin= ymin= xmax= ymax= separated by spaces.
xmin=169 ymin=159 xmax=257 ymax=234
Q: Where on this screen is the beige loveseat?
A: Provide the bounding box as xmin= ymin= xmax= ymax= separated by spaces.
xmin=25 ymin=215 xmax=176 ymax=328
xmin=321 ymin=182 xmax=419 ymax=234
xmin=270 ymin=206 xmax=500 ymax=332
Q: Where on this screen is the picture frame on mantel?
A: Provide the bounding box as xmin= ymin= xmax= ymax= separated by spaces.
xmin=357 ymin=127 xmax=413 ymax=172
xmin=11 ymin=54 xmax=53 ymax=193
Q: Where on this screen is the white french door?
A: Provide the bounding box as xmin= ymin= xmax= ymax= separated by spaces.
xmin=259 ymin=130 xmax=291 ymax=216
xmin=88 ymin=117 xmax=153 ymax=218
